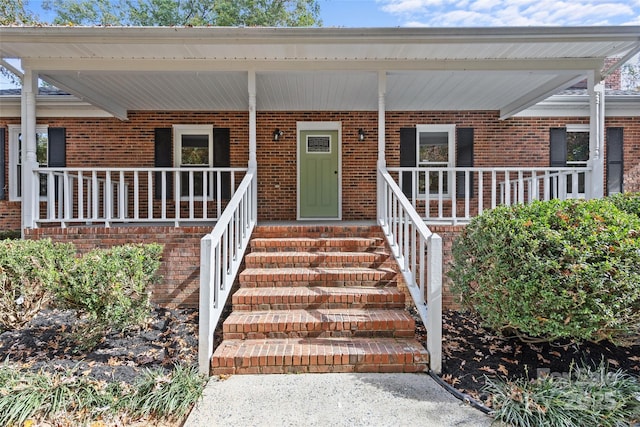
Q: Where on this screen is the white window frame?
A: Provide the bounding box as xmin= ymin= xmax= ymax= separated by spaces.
xmin=566 ymin=124 xmax=589 ymax=196
xmin=8 ymin=124 xmax=49 ymax=201
xmin=173 ymin=124 xmax=214 ymax=200
xmin=416 ymin=124 xmax=456 ymax=198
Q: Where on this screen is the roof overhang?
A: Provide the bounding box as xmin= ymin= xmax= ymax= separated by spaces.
xmin=1 ymin=26 xmax=639 ymax=120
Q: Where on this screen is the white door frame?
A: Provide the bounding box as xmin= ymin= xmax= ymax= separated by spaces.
xmin=296 ymin=121 xmax=342 ymax=220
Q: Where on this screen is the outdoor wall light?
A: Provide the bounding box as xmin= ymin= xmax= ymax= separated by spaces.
xmin=273 ymin=129 xmax=284 ymax=141
xmin=358 ymin=128 xmax=366 ymax=141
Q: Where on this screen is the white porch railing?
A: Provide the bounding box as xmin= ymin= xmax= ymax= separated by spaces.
xmin=198 ymin=167 xmax=257 ymax=375
xmin=32 ymin=167 xmax=247 ymax=227
xmin=388 ymin=166 xmax=591 ymax=225
xmin=378 ymin=165 xmax=443 ymax=374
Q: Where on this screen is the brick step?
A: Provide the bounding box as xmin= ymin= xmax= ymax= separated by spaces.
xmin=249 ymin=237 xmax=385 ymax=253
xmin=239 ymin=267 xmax=397 ymax=288
xmin=251 ymin=225 xmax=382 ymax=239
xmin=244 ymin=251 xmax=391 ymax=268
xmin=222 ymin=308 xmax=415 ymax=340
xmin=211 ymin=337 xmax=429 ymax=375
xmin=232 ymin=286 xmax=405 ymax=311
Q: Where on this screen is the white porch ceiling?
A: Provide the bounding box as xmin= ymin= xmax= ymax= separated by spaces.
xmin=1 ymin=26 xmax=639 ymax=120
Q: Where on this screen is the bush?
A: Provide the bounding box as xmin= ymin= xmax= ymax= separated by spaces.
xmin=0 ymin=239 xmax=75 ymax=330
xmin=449 ymin=198 xmax=640 ymax=346
xmin=607 ymin=191 xmax=640 ymax=218
xmin=55 ymin=243 xmax=163 ymax=345
xmin=485 ymin=362 xmax=640 ymax=427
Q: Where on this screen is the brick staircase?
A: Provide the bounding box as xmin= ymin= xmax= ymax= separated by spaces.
xmin=211 ymin=225 xmax=429 ymax=375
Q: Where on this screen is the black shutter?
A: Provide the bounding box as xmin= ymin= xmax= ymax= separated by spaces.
xmin=48 ymin=127 xmax=66 ymax=167
xmin=154 ymin=128 xmax=173 ymax=199
xmin=213 ymin=128 xmax=231 ymax=199
xmin=399 ymin=127 xmax=416 ymax=198
xmin=606 ymin=128 xmax=623 ymax=195
xmin=0 ymin=128 xmax=5 ymax=200
xmin=456 ymin=128 xmax=474 ymax=198
xmin=549 ymin=128 xmax=567 ymax=167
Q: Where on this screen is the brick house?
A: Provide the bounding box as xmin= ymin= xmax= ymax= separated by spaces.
xmin=1 ymin=26 xmax=639 ymax=374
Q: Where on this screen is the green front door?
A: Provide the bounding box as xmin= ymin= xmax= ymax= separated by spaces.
xmin=298 ymin=130 xmax=340 ymax=219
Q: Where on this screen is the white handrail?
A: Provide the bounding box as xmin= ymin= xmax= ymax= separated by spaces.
xmin=198 ymin=166 xmax=257 ymax=375
xmin=378 ymin=165 xmax=442 ymax=374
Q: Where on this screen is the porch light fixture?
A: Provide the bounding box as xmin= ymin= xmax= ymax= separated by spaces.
xmin=358 ymin=128 xmax=365 ymax=141
xmin=273 ymin=129 xmax=284 ymax=141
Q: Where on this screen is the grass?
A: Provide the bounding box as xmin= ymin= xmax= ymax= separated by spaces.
xmin=484 ymin=361 xmax=640 ymax=427
xmin=0 ymin=362 xmax=207 ymax=426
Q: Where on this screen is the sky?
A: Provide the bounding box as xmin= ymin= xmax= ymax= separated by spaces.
xmin=21 ymin=0 xmax=640 ymax=27
xmin=318 ymin=0 xmax=640 ymax=27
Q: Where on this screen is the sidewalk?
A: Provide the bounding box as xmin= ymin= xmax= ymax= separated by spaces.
xmin=184 ymin=372 xmax=493 ymax=427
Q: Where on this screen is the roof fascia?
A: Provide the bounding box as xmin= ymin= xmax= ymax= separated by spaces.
xmin=0 ymin=95 xmax=113 ymax=118
xmin=2 ymin=25 xmax=639 ymax=45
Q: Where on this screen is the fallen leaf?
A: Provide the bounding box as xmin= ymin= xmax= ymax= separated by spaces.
xmin=479 ymin=366 xmax=497 ymax=374
xmin=497 ymin=364 xmax=509 ymax=376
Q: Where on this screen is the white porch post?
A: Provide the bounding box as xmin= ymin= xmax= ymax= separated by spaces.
xmin=377 ymin=71 xmax=387 ymax=222
xmin=248 ymin=70 xmax=257 ymax=169
xmin=21 ymin=69 xmax=38 ymax=231
xmin=588 ymin=73 xmax=605 ymax=199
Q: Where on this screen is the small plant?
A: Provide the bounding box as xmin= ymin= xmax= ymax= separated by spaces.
xmin=55 ymin=243 xmax=163 ymax=347
xmin=486 ymin=362 xmax=640 ymax=427
xmin=0 ymin=362 xmax=205 ymax=426
xmin=449 ymin=198 xmax=640 ymax=346
xmin=128 ymin=364 xmax=207 ymax=420
xmin=0 ymin=238 xmax=75 ymax=329
xmin=0 ymin=364 xmax=119 ymax=426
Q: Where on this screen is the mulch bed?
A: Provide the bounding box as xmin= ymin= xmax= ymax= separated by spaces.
xmin=431 ymin=309 xmax=640 ymax=408
xmin=0 ymin=307 xmax=199 ymax=384
xmin=2 ymin=306 xmax=638 ymax=415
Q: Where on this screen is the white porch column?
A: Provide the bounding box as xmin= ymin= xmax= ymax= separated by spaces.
xmin=377 ymin=71 xmax=387 ymax=223
xmin=377 ymin=71 xmax=386 ymax=169
xmin=21 ymin=69 xmax=38 ymax=230
xmin=588 ymin=72 xmax=605 ymax=199
xmin=248 ymin=70 xmax=257 ymax=169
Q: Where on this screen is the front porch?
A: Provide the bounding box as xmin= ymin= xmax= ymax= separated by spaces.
xmin=4 ymin=25 xmax=638 ymax=376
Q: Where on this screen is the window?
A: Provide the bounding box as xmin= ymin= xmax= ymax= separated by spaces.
xmin=8 ymin=124 xmax=49 ymax=200
xmin=173 ymin=125 xmax=213 ymax=198
xmin=416 ymin=124 xmax=455 ymax=196
xmin=565 ymin=125 xmax=589 ymax=194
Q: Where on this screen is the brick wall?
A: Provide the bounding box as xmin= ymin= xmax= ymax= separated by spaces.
xmin=2 ymin=110 xmax=639 ymax=229
xmin=25 ymin=225 xmax=211 ymax=308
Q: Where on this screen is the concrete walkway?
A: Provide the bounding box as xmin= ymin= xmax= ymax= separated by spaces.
xmin=184 ymin=373 xmax=493 ymax=427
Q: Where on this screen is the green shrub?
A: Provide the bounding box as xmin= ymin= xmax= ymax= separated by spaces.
xmin=449 ymin=198 xmax=640 ymax=346
xmin=485 ymin=362 xmax=640 ymax=427
xmin=607 ymin=191 xmax=640 ymax=218
xmin=0 ymin=239 xmax=75 ymax=329
xmin=56 ymin=243 xmax=163 ymax=345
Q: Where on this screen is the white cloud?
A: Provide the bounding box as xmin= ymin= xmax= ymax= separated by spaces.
xmin=376 ymin=0 xmax=640 ymax=26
